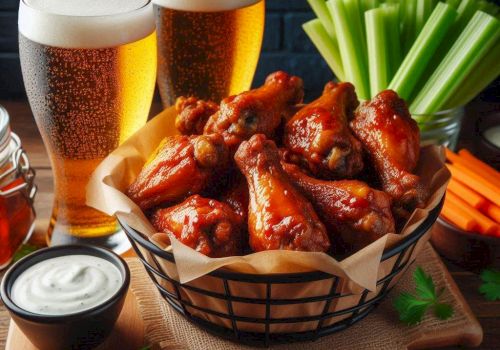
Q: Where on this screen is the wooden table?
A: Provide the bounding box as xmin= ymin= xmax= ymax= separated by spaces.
xmin=1 ymin=98 xmax=499 ymax=349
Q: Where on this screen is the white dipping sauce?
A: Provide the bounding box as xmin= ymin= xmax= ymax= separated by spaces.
xmin=484 ymin=125 xmax=500 ymax=148
xmin=11 ymin=255 xmax=122 ymax=315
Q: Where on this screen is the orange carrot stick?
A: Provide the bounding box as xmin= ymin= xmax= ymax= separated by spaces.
xmin=447 ymin=178 xmax=487 ymax=209
xmin=458 ymin=149 xmax=500 ymax=183
xmin=446 ymin=191 xmax=499 ymax=236
xmin=441 ymin=197 xmax=478 ymax=232
xmin=445 ymin=148 xmax=499 ymax=185
xmin=483 ymin=202 xmax=500 ymax=224
xmin=447 ymin=163 xmax=500 ymax=207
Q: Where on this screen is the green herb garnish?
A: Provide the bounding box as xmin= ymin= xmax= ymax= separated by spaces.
xmin=479 ymin=268 xmax=500 ymax=301
xmin=13 ymin=244 xmax=38 ymax=262
xmin=394 ymin=267 xmax=453 ymax=325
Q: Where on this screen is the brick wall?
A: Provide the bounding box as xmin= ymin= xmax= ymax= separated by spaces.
xmin=0 ymin=0 xmax=329 ymax=99
xmin=254 ymin=0 xmax=333 ymax=99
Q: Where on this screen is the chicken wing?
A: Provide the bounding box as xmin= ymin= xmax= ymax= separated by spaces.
xmin=350 ymin=90 xmax=428 ymax=218
xmin=127 ymin=134 xmax=229 ymax=210
xmin=235 ymin=134 xmax=330 ymax=252
xmin=282 ymin=162 xmax=395 ymax=254
xmin=151 ymin=195 xmax=243 ymax=257
xmin=175 ymin=96 xmax=219 ymax=135
xmin=204 ymin=71 xmax=304 ymax=151
xmin=283 ymin=82 xmax=363 ymax=179
xmin=220 ymin=175 xmax=249 ymax=222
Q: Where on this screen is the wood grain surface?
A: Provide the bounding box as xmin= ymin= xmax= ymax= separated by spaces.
xmin=0 ymin=98 xmax=499 ymax=349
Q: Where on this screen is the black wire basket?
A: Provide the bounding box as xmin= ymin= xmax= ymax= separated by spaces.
xmin=119 ymin=198 xmax=443 ymax=346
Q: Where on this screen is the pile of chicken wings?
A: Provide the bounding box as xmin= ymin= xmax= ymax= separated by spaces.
xmin=127 ymin=71 xmax=429 ymax=258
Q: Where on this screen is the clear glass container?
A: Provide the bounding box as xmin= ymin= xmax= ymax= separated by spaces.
xmin=0 ymin=105 xmax=37 ymax=269
xmin=413 ymin=107 xmax=465 ymax=150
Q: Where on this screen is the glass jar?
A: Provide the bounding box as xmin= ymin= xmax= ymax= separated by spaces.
xmin=0 ymin=105 xmax=37 ymax=269
xmin=413 ymin=107 xmax=465 ymax=150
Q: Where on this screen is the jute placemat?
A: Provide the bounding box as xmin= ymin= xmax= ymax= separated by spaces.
xmin=128 ymin=243 xmax=482 ymax=350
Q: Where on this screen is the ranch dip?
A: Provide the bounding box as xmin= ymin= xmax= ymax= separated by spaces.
xmin=11 ymin=255 xmax=122 ymax=315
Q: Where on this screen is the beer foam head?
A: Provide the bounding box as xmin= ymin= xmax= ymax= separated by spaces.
xmin=153 ymin=0 xmax=261 ymax=12
xmin=19 ymin=0 xmax=155 ymax=48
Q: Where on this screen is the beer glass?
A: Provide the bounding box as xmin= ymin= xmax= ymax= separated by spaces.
xmin=154 ymin=0 xmax=265 ymax=106
xmin=18 ymin=0 xmax=157 ymax=252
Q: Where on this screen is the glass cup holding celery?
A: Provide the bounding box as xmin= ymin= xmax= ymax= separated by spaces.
xmin=303 ymin=0 xmax=500 ymax=145
xmin=18 ymin=0 xmax=157 ymax=253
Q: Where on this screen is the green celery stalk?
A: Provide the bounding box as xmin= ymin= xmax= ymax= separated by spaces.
xmin=366 ymin=8 xmax=389 ymax=97
xmin=361 ymin=0 xmax=380 ymax=12
xmin=307 ymin=0 xmax=336 ymax=38
xmin=443 ymin=43 xmax=500 ymax=108
xmin=388 ymin=2 xmax=457 ymax=101
xmin=410 ymin=11 xmax=500 ymax=114
xmin=303 ymin=19 xmax=345 ymax=81
xmin=343 ymin=0 xmax=368 ymax=54
xmin=401 ymin=0 xmax=417 ymax=54
xmin=446 ymin=0 xmax=460 ymax=10
xmin=381 ymin=3 xmax=402 ymax=80
xmin=327 ymin=0 xmax=370 ymax=99
xmin=415 ymin=0 xmax=435 ymax=36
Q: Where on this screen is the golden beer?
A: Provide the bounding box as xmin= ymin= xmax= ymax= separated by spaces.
xmin=155 ymin=0 xmax=265 ymax=105
xmin=18 ymin=0 xmax=157 ymax=251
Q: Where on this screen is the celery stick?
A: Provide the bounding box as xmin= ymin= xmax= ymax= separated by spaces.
xmin=361 ymin=0 xmax=379 ymax=12
xmin=401 ymin=0 xmax=417 ymax=53
xmin=327 ymin=0 xmax=370 ymax=99
xmin=443 ymin=43 xmax=500 ymax=108
xmin=446 ymin=0 xmax=460 ymax=10
xmin=307 ymin=0 xmax=336 ymax=38
xmin=303 ymin=19 xmax=345 ymax=81
xmin=415 ymin=0 xmax=434 ymax=36
xmin=410 ymin=12 xmax=500 ymax=114
xmin=388 ymin=3 xmax=457 ymax=101
xmin=366 ymin=8 xmax=389 ymax=97
xmin=381 ymin=4 xmax=402 ymax=80
xmin=343 ymin=0 xmax=368 ymax=53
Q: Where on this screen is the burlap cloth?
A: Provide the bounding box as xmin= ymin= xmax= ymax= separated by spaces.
xmin=128 ymin=243 xmax=482 ymax=350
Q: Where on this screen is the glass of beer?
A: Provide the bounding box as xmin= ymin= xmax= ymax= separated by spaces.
xmin=18 ymin=0 xmax=157 ymax=252
xmin=154 ymin=0 xmax=265 ymax=106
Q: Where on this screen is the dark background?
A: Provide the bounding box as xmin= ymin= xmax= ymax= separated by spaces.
xmin=0 ymin=0 xmax=497 ymax=101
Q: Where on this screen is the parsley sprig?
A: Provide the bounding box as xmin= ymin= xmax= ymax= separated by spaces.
xmin=479 ymin=268 xmax=500 ymax=301
xmin=394 ymin=267 xmax=453 ymax=325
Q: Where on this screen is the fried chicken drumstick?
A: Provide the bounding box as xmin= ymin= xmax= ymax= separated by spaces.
xmin=151 ymin=195 xmax=243 ymax=257
xmin=284 ymin=82 xmax=363 ymax=179
xmin=350 ymin=90 xmax=428 ymax=217
xmin=204 ymin=71 xmax=304 ymax=150
xmin=235 ymin=134 xmax=330 ymax=252
xmin=282 ymin=162 xmax=395 ymax=253
xmin=175 ymin=96 xmax=219 ymax=135
xmin=127 ymin=134 xmax=229 ymax=210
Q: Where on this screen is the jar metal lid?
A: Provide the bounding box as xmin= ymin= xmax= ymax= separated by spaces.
xmin=0 ymin=105 xmax=11 ymax=153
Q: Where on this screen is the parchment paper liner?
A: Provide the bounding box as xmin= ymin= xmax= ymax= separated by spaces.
xmin=87 ymin=107 xmax=449 ymax=334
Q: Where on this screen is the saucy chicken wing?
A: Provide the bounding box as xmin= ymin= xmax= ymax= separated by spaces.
xmin=175 ymin=96 xmax=219 ymax=135
xmin=284 ymin=82 xmax=363 ymax=179
xmin=235 ymin=134 xmax=330 ymax=252
xmin=204 ymin=71 xmax=304 ymax=150
xmin=127 ymin=134 xmax=229 ymax=210
xmin=220 ymin=175 xmax=249 ymax=222
xmin=350 ymin=90 xmax=428 ymax=217
xmin=151 ymin=195 xmax=243 ymax=257
xmin=282 ymin=162 xmax=395 ymax=253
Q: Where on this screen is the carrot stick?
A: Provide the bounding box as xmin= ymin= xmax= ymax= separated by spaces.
xmin=441 ymin=196 xmax=478 ymax=232
xmin=458 ymin=149 xmax=500 ymax=183
xmin=446 ymin=147 xmax=499 ymax=185
xmin=447 ymin=163 xmax=500 ymax=207
xmin=447 ymin=177 xmax=488 ymax=209
xmin=446 ymin=191 xmax=499 ymax=236
xmin=483 ymin=202 xmax=500 ymax=224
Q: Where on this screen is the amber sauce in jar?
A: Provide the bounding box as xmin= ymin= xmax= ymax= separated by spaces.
xmin=0 ymin=106 xmax=36 ymax=269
